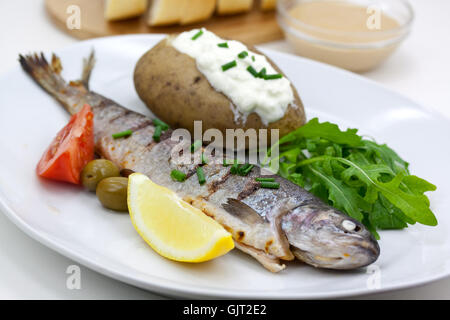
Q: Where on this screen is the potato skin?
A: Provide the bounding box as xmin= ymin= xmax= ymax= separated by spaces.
xmin=134 ymin=37 xmax=306 ymax=140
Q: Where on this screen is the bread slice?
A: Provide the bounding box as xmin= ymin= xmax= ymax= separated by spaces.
xmin=148 ymin=0 xmax=181 ymax=26
xmin=180 ymin=0 xmax=216 ymax=25
xmin=261 ymin=0 xmax=277 ymax=11
xmin=104 ymin=0 xmax=147 ymax=21
xmin=216 ymin=0 xmax=253 ymax=15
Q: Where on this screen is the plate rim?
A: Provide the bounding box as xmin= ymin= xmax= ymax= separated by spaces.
xmin=0 ymin=34 xmax=449 ymax=299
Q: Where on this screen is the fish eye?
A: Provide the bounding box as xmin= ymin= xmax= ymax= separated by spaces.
xmin=342 ymin=220 xmax=356 ymax=232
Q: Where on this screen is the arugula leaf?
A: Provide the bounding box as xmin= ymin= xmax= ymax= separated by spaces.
xmin=308 ymin=166 xmax=364 ymax=221
xmin=273 ymin=118 xmax=437 ymax=237
xmin=401 ymin=175 xmax=436 ymax=195
xmin=362 ymin=212 xmax=380 ymax=240
xmin=362 ymin=140 xmax=410 ymax=174
xmin=370 ymin=197 xmax=408 ymax=230
xmin=378 ymin=173 xmax=437 ymax=226
xmin=277 ymin=118 xmax=363 ymax=147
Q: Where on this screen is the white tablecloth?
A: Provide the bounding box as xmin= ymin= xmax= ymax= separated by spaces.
xmin=0 ymin=0 xmax=448 ymax=299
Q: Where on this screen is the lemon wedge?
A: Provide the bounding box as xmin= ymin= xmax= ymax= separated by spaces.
xmin=128 ymin=173 xmax=234 ymax=262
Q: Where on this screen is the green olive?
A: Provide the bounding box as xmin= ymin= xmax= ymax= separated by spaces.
xmin=96 ymin=177 xmax=128 ymax=212
xmin=81 ymin=159 xmax=120 ymax=191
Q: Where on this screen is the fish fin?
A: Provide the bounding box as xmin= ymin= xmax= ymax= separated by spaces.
xmin=222 ymin=198 xmax=265 ymax=225
xmin=235 ymin=242 xmax=285 ymax=273
xmin=51 ymin=54 xmax=62 ymax=74
xmin=19 ymin=52 xmax=96 ymax=115
xmin=80 ymin=49 xmax=95 ymax=89
xmin=19 ymin=52 xmax=80 ymax=114
xmin=19 ymin=53 xmax=66 ymax=99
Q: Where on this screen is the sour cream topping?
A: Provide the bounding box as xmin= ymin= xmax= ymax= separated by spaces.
xmin=170 ymin=28 xmax=294 ymax=125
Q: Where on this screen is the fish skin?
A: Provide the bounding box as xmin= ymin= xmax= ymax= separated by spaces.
xmin=19 ymin=52 xmax=380 ymax=272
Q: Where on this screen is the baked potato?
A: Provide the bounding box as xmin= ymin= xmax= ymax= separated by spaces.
xmin=133 ymin=33 xmax=306 ymax=142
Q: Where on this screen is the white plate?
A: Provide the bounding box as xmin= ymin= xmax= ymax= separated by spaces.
xmin=0 ymin=35 xmax=449 ymax=299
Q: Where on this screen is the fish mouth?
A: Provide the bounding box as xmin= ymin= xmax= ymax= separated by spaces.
xmin=337 ymin=238 xmax=380 ymax=269
xmin=292 ymin=237 xmax=380 ymax=270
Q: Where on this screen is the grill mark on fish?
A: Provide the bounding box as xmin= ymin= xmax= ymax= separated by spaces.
xmin=184 ymin=164 xmax=200 ymax=179
xmin=93 ymin=100 xmax=107 ymax=112
xmin=130 ymin=120 xmax=153 ymax=132
xmin=145 ymin=140 xmax=158 ymax=150
xmin=159 ymin=129 xmax=173 ymax=142
xmin=108 ymin=109 xmax=132 ymax=123
xmin=205 ymin=170 xmax=231 ymax=199
xmin=237 ymin=180 xmax=260 ymax=200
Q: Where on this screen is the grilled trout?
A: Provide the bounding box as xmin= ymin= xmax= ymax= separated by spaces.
xmin=19 ymin=52 xmax=380 ymax=272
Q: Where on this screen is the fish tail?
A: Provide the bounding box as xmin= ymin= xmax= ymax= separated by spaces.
xmin=80 ymin=50 xmax=95 ymax=90
xmin=19 ymin=51 xmax=95 ymax=115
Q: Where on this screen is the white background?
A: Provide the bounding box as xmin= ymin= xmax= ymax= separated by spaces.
xmin=0 ymin=0 xmax=449 ymax=299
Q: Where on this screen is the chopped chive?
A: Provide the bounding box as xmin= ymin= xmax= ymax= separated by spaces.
xmin=238 ymin=51 xmax=248 ymax=59
xmin=153 ymin=125 xmax=162 ymax=142
xmin=112 ymin=129 xmax=132 ymax=139
xmin=218 ymin=42 xmax=228 ymax=48
xmin=171 ymin=169 xmax=187 ymax=182
xmin=251 ymin=56 xmax=255 ymax=62
xmin=152 ymin=118 xmax=169 ymax=130
xmin=257 ymin=67 xmax=267 ymax=78
xmin=255 ymin=177 xmax=275 ymax=182
xmin=259 ymin=181 xmax=280 ymax=189
xmin=191 ymin=30 xmax=203 ymax=40
xmin=247 ymin=66 xmax=259 ymax=78
xmin=201 ymin=152 xmax=208 ymax=164
xmin=239 ymin=164 xmax=254 ymax=176
xmin=191 ymin=140 xmax=202 ymax=152
xmin=264 ymin=74 xmax=283 ymax=80
xmin=223 ymin=158 xmax=232 ymax=167
xmin=230 ymin=159 xmax=240 ymax=174
xmin=196 ymin=167 xmax=206 ymax=185
xmin=221 ymin=60 xmax=237 ymax=72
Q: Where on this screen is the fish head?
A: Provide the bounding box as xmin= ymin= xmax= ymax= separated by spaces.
xmin=282 ymin=204 xmax=380 ymax=269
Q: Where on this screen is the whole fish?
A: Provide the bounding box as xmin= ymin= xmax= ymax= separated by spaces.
xmin=19 ymin=52 xmax=380 ymax=272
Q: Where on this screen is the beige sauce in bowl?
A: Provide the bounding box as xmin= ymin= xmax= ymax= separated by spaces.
xmin=279 ymin=0 xmax=410 ymax=72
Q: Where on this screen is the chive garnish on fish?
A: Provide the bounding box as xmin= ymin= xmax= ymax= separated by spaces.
xmin=238 ymin=51 xmax=248 ymax=59
xmin=153 ymin=125 xmax=162 ymax=142
xmin=223 ymin=158 xmax=232 ymax=167
xmin=221 ymin=60 xmax=237 ymax=72
xmin=152 ymin=118 xmax=169 ymax=130
xmin=238 ymin=164 xmax=254 ymax=176
xmin=251 ymin=56 xmax=255 ymax=62
xmin=259 ymin=181 xmax=280 ymax=189
xmin=230 ymin=159 xmax=239 ymax=174
xmin=196 ymin=167 xmax=206 ymax=185
xmin=201 ymin=152 xmax=208 ymax=164
xmin=112 ymin=129 xmax=132 ymax=139
xmin=255 ymin=177 xmax=275 ymax=182
xmin=170 ymin=169 xmax=187 ymax=182
xmin=191 ymin=30 xmax=203 ymax=40
xmin=218 ymin=42 xmax=229 ymax=48
xmin=191 ymin=140 xmax=202 ymax=152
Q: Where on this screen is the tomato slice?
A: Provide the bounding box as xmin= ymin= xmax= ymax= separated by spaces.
xmin=37 ymin=104 xmax=94 ymax=184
